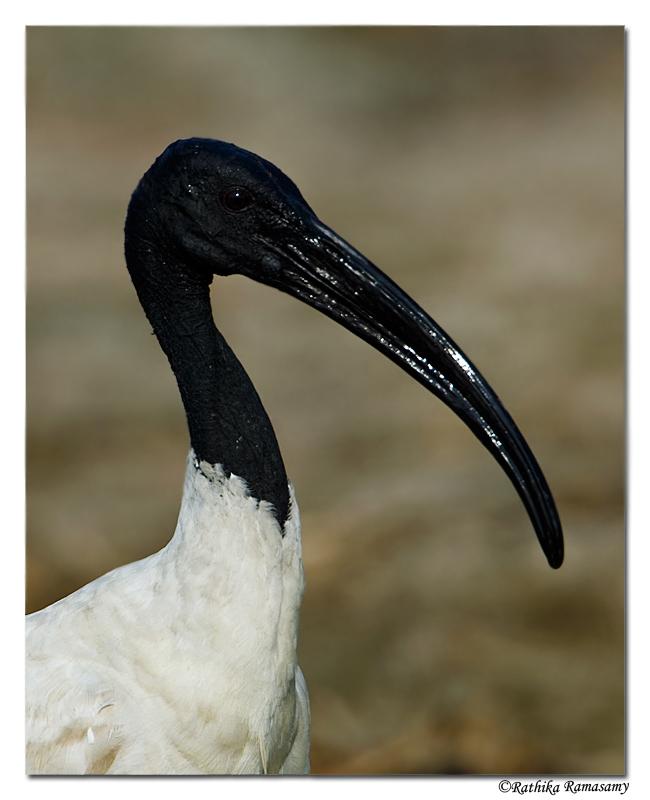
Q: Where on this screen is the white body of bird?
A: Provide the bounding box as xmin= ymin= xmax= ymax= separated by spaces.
xmin=26 ymin=452 xmax=310 ymax=774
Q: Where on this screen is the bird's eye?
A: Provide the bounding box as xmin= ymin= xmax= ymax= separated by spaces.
xmin=221 ymin=187 xmax=254 ymax=213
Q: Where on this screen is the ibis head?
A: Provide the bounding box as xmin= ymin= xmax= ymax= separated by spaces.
xmin=125 ymin=138 xmax=563 ymax=569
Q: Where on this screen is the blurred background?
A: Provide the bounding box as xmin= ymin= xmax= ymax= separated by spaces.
xmin=26 ymin=27 xmax=624 ymax=774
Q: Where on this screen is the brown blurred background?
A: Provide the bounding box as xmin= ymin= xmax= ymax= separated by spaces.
xmin=26 ymin=27 xmax=624 ymax=774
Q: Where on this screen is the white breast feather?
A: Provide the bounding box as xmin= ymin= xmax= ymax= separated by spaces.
xmin=25 ymin=451 xmax=310 ymax=775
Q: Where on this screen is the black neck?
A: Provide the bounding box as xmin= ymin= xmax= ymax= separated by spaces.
xmin=124 ymin=223 xmax=290 ymax=530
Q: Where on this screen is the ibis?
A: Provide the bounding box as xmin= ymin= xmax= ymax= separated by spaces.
xmin=25 ymin=138 xmax=563 ymax=775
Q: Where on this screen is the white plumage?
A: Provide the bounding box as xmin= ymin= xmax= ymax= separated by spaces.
xmin=26 ymin=453 xmax=310 ymax=774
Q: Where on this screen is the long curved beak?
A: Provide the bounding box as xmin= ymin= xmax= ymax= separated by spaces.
xmin=256 ymin=213 xmax=564 ymax=568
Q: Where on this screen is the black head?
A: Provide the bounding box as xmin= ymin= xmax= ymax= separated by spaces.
xmin=127 ymin=138 xmax=316 ymax=282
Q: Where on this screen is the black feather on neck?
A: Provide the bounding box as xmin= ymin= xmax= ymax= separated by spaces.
xmin=124 ymin=181 xmax=290 ymax=531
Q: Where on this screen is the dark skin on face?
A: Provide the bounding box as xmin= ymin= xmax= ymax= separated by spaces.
xmin=125 ymin=138 xmax=563 ymax=569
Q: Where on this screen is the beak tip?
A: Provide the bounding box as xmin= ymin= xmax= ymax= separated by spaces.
xmin=545 ymin=539 xmax=564 ymax=569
